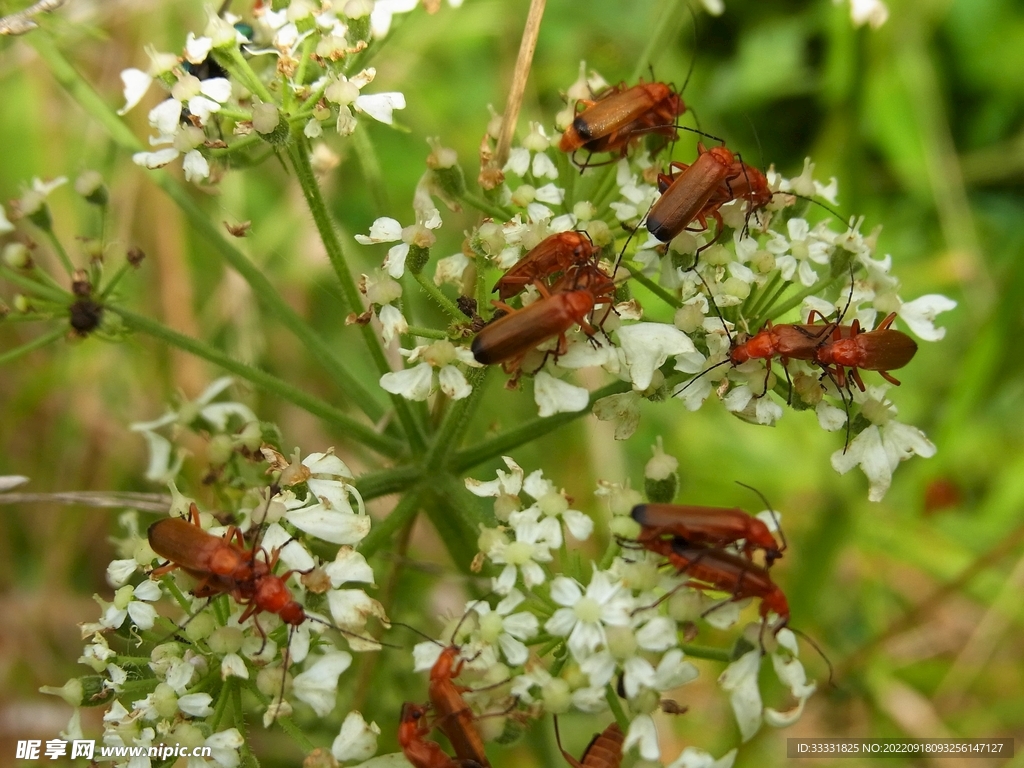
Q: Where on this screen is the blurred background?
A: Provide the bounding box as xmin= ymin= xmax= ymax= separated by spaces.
xmin=0 ymin=0 xmax=1021 ymax=765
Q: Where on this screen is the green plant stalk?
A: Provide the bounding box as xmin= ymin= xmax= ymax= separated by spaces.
xmin=357 ymin=486 xmax=423 ymax=559
xmin=0 ymin=265 xmax=69 ymax=304
xmin=99 ymin=262 xmax=135 ymax=301
xmin=451 ymin=379 xmax=632 ymax=472
xmin=630 ymin=0 xmax=686 ymax=83
xmin=679 ymin=643 xmax=732 ymax=662
xmin=424 ymin=478 xmax=485 ymax=575
xmin=744 ymin=271 xmax=783 ymax=322
xmin=424 ymin=367 xmax=490 ymax=472
xmin=29 ymin=36 xmax=391 ymax=426
xmin=604 ymin=683 xmax=629 ymax=732
xmin=287 ymin=135 xmax=426 ymax=452
xmin=412 ymin=270 xmax=467 ymax=321
xmin=351 ymin=123 xmax=390 ymax=215
xmin=623 ymin=261 xmax=682 ymax=308
xmin=221 ymin=46 xmax=274 ymax=104
xmin=355 ymin=464 xmax=421 ymax=501
xmin=405 ymin=324 xmax=448 ymax=340
xmin=460 ymin=191 xmax=513 ymax=220
xmin=42 ymin=229 xmax=74 ymax=275
xmin=209 ymin=677 xmax=233 ymax=732
xmin=112 ymin=306 xmax=403 ymax=457
xmin=761 ymin=272 xmax=845 ymax=325
xmin=0 ymin=326 xmax=66 ymax=366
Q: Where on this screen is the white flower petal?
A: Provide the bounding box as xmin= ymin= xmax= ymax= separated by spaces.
xmin=287 ymin=506 xmax=371 ymax=545
xmin=324 ymin=547 xmax=376 ymax=586
xmin=356 ymin=217 xmax=403 ymax=244
xmin=182 ymin=150 xmax=210 ymax=183
xmin=332 ymin=711 xmax=381 ymax=762
xmin=617 ymin=323 xmax=696 ymax=390
xmin=379 ymin=362 xmax=434 ymax=401
xmin=133 ymin=148 xmax=181 ymax=170
xmin=199 ymin=77 xmax=232 ymax=103
xmin=383 ymin=242 xmax=409 ymax=278
xmin=118 ymin=68 xmax=153 ymax=115
xmin=503 ymin=147 xmax=530 ymax=176
xmin=355 ymin=92 xmax=406 ymax=124
xmin=438 ymin=365 xmax=472 ymax=400
xmin=178 ymin=693 xmax=214 ymax=717
xmin=624 ymin=713 xmax=660 ymax=761
xmin=534 ymin=372 xmax=589 ymax=417
xmin=718 ymin=650 xmax=762 ymax=742
xmin=293 ymin=652 xmax=353 ymax=716
xmin=898 ymin=294 xmax=956 ymax=341
xmin=562 ymin=509 xmax=594 ymax=540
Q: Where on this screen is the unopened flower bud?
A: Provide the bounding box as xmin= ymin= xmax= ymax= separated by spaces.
xmin=540 ymin=677 xmax=572 ymax=713
xmin=573 ymin=201 xmax=596 ymax=222
xmin=75 ymin=170 xmax=107 ymax=205
xmin=585 ymin=219 xmax=612 ymax=247
xmin=185 ymin=611 xmax=216 ymax=641
xmin=477 ymin=525 xmax=508 ymax=555
xmin=644 ymin=437 xmax=678 ymax=503
xmin=206 ymin=15 xmax=238 ymax=48
xmin=608 ymin=514 xmax=641 ymax=540
xmin=252 ymin=102 xmax=281 ymax=135
xmin=3 ymin=243 xmax=31 ymax=270
xmin=702 ymin=244 xmax=730 ymax=266
xmin=207 ymin=434 xmax=234 ymax=466
xmin=326 ymin=78 xmax=360 ymax=106
xmin=511 ymin=185 xmax=536 ymax=208
xmin=209 ymin=626 xmax=245 ymax=655
xmin=39 ymin=678 xmax=84 ymax=706
xmin=153 ymin=683 xmax=179 ymax=719
xmin=673 ymin=303 xmax=704 ymax=334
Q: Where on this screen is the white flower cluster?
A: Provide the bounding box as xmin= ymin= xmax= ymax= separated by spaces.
xmin=395 ymin=455 xmax=812 ymax=767
xmin=359 ymin=65 xmax=954 ymax=499
xmin=118 ymin=0 xmax=427 ymax=183
xmin=66 ymin=444 xmax=385 ymax=765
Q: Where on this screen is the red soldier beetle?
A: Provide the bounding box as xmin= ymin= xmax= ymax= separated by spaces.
xmin=148 ymin=503 xmax=265 ymax=596
xmin=639 ymin=538 xmax=835 ymax=682
xmin=492 ymin=231 xmax=601 ymax=301
xmin=631 ymin=485 xmax=785 ymax=569
xmin=472 ymin=263 xmax=616 ymax=370
xmin=554 ymin=717 xmax=624 ymax=768
xmin=429 ymin=644 xmax=492 ymax=768
xmin=399 ymin=702 xmax=482 ymax=768
xmin=148 ymin=499 xmax=389 ymax=720
xmin=559 ymin=81 xmax=686 ymax=163
xmin=809 ymin=311 xmax=917 ymax=391
xmin=645 ymin=143 xmax=741 ymax=244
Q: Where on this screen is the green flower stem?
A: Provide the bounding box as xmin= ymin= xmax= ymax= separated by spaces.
xmin=761 ymin=272 xmax=845 ymax=325
xmin=744 ymin=271 xmax=783 ymax=322
xmin=357 ymin=487 xmax=423 ymax=559
xmin=451 ymin=379 xmax=631 ymax=473
xmin=406 ymin=324 xmax=448 ymax=340
xmin=598 ymin=537 xmax=620 ymax=571
xmin=424 ymin=367 xmax=490 ymax=472
xmin=209 ymin=677 xmax=233 ymax=732
xmin=112 ymin=306 xmax=403 ymax=457
xmin=412 ymin=270 xmax=466 ymax=321
xmin=289 ymin=37 xmax=316 ymax=113
xmin=460 ymin=191 xmax=513 ymax=220
xmin=43 ymin=229 xmax=74 ymax=275
xmin=425 ymin=478 xmax=485 ymax=574
xmin=0 ymin=326 xmax=65 ymax=366
xmin=351 ymin=123 xmax=390 ymax=215
xmin=630 ymin=0 xmax=686 ymax=83
xmin=287 ymin=135 xmax=426 ymax=452
xmin=679 ymin=643 xmax=733 ymax=662
xmin=354 ymin=464 xmax=421 ymax=501
xmin=0 ymin=265 xmax=68 ymax=304
xmin=0 ymin=313 xmax=51 ymax=324
xmin=623 ymin=261 xmax=682 ymax=308
xmin=475 ymin=256 xmax=488 ymax=318
xmin=97 ymin=260 xmax=128 ymax=298
xmin=586 ymin=163 xmax=621 ymax=211
xmin=206 ymin=133 xmax=263 ymax=158
xmin=29 ymin=37 xmax=390 ymax=425
xmin=604 ymin=684 xmax=630 ymax=732
xmin=221 ymin=46 xmax=274 ymax=104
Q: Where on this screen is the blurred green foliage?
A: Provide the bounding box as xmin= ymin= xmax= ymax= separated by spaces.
xmin=1 ymin=0 xmax=1023 ymax=765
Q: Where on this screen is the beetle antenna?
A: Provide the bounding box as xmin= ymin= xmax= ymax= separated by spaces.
xmin=735 ymin=481 xmax=786 ymax=554
xmin=789 ymin=627 xmax=836 ymax=688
